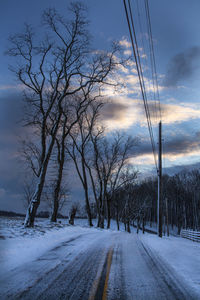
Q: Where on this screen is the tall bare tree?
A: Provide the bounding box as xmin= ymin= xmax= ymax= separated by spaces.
xmin=89 ymin=131 xmax=138 ymax=228
xmin=50 ymin=91 xmax=96 ymax=222
xmin=66 ymin=101 xmax=103 ymax=226
xmin=110 ymin=165 xmax=138 ymax=230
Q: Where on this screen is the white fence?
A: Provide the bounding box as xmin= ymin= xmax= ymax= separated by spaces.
xmin=181 ymin=229 xmax=200 ymax=242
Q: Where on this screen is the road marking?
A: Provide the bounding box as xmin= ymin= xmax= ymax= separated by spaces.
xmin=88 ymin=250 xmax=107 ymax=300
xmin=102 ymin=247 xmax=114 ymax=300
xmin=88 ymin=247 xmax=114 ymax=300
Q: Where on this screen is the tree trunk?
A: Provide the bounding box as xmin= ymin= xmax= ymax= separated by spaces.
xmin=127 ymin=220 xmax=131 ymax=233
xmin=166 ymin=197 xmax=169 ymax=236
xmin=51 ymin=148 xmax=65 ymax=222
xmin=69 ymin=209 xmax=77 ymax=225
xmin=163 ymin=216 xmax=166 ymax=236
xmin=97 ymin=216 xmax=100 ymax=227
xmin=24 ymin=196 xmax=40 ymax=228
xmin=99 ymin=208 xmax=104 ymax=228
xmin=177 ymin=213 xmax=182 ymax=235
xmin=50 ymin=199 xmax=59 ymax=222
xmin=99 ymin=195 xmax=105 ymax=228
xmin=87 ymin=165 xmax=101 ymax=226
xmin=137 ymin=216 xmax=140 ymax=234
xmin=85 ymin=190 xmax=93 ymax=227
xmin=142 ymin=216 xmax=145 ymax=234
xmin=124 ymin=222 xmax=126 ymax=231
xmin=24 ymin=158 xmax=49 ymax=227
xmin=81 ymin=157 xmax=93 ymax=227
xmin=116 ymin=206 xmax=120 ymax=231
xmin=106 ymin=198 xmax=111 ymax=229
xmin=24 ymin=112 xmax=61 ymax=227
xmin=116 ymin=218 xmax=120 ymax=231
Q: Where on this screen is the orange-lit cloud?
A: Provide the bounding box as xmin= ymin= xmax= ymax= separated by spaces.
xmin=161 ymin=102 xmax=200 ymax=124
xmin=119 ymin=37 xmax=131 ymax=49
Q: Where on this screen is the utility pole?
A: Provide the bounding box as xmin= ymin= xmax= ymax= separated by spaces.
xmin=166 ymin=197 xmax=169 ymax=236
xmin=157 ymin=121 xmax=162 ymax=237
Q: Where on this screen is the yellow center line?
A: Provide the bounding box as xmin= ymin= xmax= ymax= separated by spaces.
xmin=88 ymin=246 xmax=114 ymax=300
xmin=88 ymin=250 xmax=107 ymax=300
xmin=102 ymin=247 xmax=114 ymax=300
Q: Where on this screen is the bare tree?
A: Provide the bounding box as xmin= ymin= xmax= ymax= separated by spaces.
xmin=66 ymin=101 xmax=103 ymax=226
xmin=119 ymin=169 xmax=200 ymax=234
xmin=105 ymin=137 xmax=138 ymax=229
xmin=69 ymin=203 xmax=80 ymax=225
xmin=50 ymin=91 xmax=94 ymax=223
xmin=46 ymin=182 xmax=69 ymax=219
xmin=22 ymin=177 xmax=36 ymax=209
xmin=89 ymin=131 xmax=138 ymax=228
xmin=111 ymin=165 xmax=138 ymax=231
xmin=7 ymin=3 xmax=122 ymax=227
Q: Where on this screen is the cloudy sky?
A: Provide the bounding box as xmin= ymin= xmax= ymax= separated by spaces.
xmin=1 ymin=0 xmax=200 ymax=212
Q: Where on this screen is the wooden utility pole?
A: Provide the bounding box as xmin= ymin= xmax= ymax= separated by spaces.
xmin=166 ymin=197 xmax=169 ymax=236
xmin=157 ymin=121 xmax=162 ymax=237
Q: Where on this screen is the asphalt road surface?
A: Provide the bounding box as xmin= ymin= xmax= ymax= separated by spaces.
xmin=0 ymin=231 xmax=198 ymax=300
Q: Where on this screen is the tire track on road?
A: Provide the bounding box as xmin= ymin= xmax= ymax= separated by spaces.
xmin=4 ymin=232 xmax=112 ymax=300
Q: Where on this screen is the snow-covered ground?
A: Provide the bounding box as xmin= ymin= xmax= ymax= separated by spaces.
xmin=139 ymin=221 xmax=180 ymax=236
xmin=0 ymin=216 xmax=123 ymax=273
xmin=139 ymin=232 xmax=200 ymax=297
xmin=0 ymin=216 xmax=200 ymax=299
xmin=0 ymin=217 xmax=101 ymax=273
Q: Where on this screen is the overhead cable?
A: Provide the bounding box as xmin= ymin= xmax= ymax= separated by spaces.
xmin=144 ymin=0 xmax=162 ymax=121
xmin=123 ymin=0 xmax=158 ymax=171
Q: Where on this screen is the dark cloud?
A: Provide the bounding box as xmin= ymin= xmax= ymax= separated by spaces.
xmin=134 ymin=132 xmax=200 ymax=157
xmin=195 ymin=131 xmax=200 ymax=139
xmin=101 ymin=101 xmax=128 ymax=121
xmin=163 ymin=46 xmax=200 ymax=87
xmin=164 ymin=134 xmax=200 ymax=155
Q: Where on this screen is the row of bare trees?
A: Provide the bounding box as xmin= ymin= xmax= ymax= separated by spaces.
xmin=110 ymin=170 xmax=200 ymax=234
xmin=66 ymin=116 xmax=138 ymax=228
xmin=8 ymin=2 xmax=139 ymax=227
xmin=162 ymin=171 xmax=200 ymax=233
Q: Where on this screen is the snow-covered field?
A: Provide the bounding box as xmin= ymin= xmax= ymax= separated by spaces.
xmin=0 ymin=217 xmax=100 ymax=273
xmin=0 ymin=216 xmax=123 ymax=273
xmin=139 ymin=232 xmax=200 ymax=297
xmin=0 ymin=216 xmax=200 ymax=299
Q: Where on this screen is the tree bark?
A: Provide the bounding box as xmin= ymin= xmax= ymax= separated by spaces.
xmin=81 ymin=157 xmax=93 ymax=227
xmin=51 ymin=141 xmax=65 ymax=222
xmin=51 ymin=199 xmax=59 ymax=222
xmin=24 ymin=110 xmax=62 ymax=227
xmin=99 ymin=204 xmax=105 ymax=228
xmin=142 ymin=216 xmax=145 ymax=234
xmin=24 ymin=161 xmax=48 ymax=227
xmin=116 ymin=205 xmax=120 ymax=231
xmin=106 ymin=198 xmax=111 ymax=229
xmin=127 ymin=220 xmax=131 ymax=233
xmin=137 ymin=216 xmax=140 ymax=234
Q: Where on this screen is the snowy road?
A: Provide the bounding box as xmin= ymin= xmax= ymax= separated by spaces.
xmin=1 ymin=228 xmax=198 ymax=300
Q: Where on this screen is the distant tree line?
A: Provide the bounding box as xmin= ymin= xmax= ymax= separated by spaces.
xmin=109 ymin=170 xmax=200 ymax=234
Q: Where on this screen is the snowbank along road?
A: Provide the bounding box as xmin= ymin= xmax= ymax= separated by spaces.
xmin=0 ymin=229 xmax=199 ymax=300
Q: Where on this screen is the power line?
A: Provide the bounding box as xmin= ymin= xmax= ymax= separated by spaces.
xmin=123 ymin=0 xmax=158 ymax=171
xmin=135 ymin=0 xmax=158 ymax=124
xmin=127 ymin=0 xmax=157 ymax=165
xmin=144 ymin=0 xmax=162 ymax=121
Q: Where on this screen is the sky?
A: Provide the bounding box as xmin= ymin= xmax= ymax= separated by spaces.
xmin=1 ymin=0 xmax=200 ymax=212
